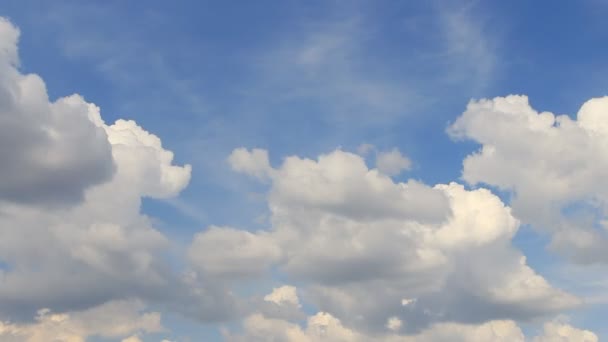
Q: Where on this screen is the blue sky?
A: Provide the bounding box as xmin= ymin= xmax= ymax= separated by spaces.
xmin=1 ymin=1 xmax=608 ymax=341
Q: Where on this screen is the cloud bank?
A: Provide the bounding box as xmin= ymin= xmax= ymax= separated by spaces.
xmin=0 ymin=14 xmax=603 ymax=341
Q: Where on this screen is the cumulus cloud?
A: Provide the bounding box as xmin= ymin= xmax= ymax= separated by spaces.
xmin=533 ymin=321 xmax=598 ymax=342
xmin=449 ymin=95 xmax=608 ymax=263
xmin=0 ymin=17 xmax=242 ymax=326
xmin=0 ymin=110 xmax=194 ymax=318
xmin=227 ymin=308 xmax=598 ymax=342
xmin=268 ymin=150 xmax=449 ymax=223
xmin=228 ymin=147 xmax=274 ymax=180
xmin=221 ymin=147 xmax=578 ymax=334
xmin=0 ymin=299 xmax=162 ymax=342
xmin=0 ymin=18 xmax=115 ymax=205
xmin=264 ymin=286 xmax=301 ymax=308
xmin=224 ymin=311 xmax=360 ymax=342
xmin=376 ymin=148 xmax=412 ymax=176
xmin=255 ymin=285 xmax=306 ymax=322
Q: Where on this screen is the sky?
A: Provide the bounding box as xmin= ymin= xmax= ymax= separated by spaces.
xmin=0 ymin=0 xmax=607 ymax=341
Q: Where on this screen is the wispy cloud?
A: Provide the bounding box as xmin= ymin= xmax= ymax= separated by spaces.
xmin=250 ymin=17 xmax=418 ymax=125
xmin=434 ymin=1 xmax=499 ymax=92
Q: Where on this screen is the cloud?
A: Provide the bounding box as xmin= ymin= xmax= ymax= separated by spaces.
xmin=0 ymin=17 xmax=242 ymax=325
xmin=224 ymin=311 xmax=362 ymax=342
xmin=533 ymin=321 xmax=598 ymax=342
xmin=448 ymin=95 xmax=608 ymax=263
xmin=0 ymin=18 xmax=115 ymax=206
xmin=227 ymin=306 xmax=597 ymax=342
xmin=0 ymin=112 xmax=193 ymax=318
xmin=188 ymin=226 xmax=281 ymax=280
xmin=434 ymin=2 xmax=498 ymax=92
xmin=251 ymin=14 xmax=417 ymax=125
xmin=222 ymin=147 xmax=578 ymax=333
xmin=267 ymin=150 xmax=449 ymax=223
xmin=264 ymin=286 xmax=301 ymax=308
xmin=225 ymin=288 xmax=595 ymax=341
xmin=1 ymin=11 xmax=601 ymax=340
xmin=228 ymin=148 xmax=274 ymax=180
xmin=0 ymin=299 xmax=163 ymax=342
xmin=375 ymin=148 xmax=412 ymax=176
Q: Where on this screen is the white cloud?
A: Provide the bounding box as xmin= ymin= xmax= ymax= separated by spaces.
xmin=264 ymin=286 xmax=301 ymax=308
xmin=386 ymin=317 xmax=403 ymax=332
xmin=0 ymin=17 xmax=242 ymax=325
xmin=225 ymin=147 xmax=578 ymax=333
xmin=376 ymin=148 xmax=412 ymax=176
xmin=0 ymin=299 xmax=162 ymax=342
xmin=533 ymin=321 xmax=598 ymax=342
xmin=0 ymin=108 xmax=195 ymax=317
xmin=448 ymin=95 xmax=608 ymax=263
xmin=1 ymin=12 xmax=602 ymax=340
xmin=225 ymin=311 xmax=360 ymax=342
xmin=268 ymin=150 xmax=449 ymax=223
xmin=228 ymin=309 xmax=599 ymax=342
xmin=228 ymin=147 xmax=274 ymax=180
xmin=0 ymin=18 xmax=115 ymax=206
xmin=106 ymin=118 xmax=191 ymax=198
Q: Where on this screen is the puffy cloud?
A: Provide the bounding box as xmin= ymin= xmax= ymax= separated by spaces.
xmin=376 ymin=148 xmax=412 ymax=176
xmin=0 ymin=18 xmax=115 ymax=205
xmin=448 ymin=95 xmax=608 ymax=263
xmin=0 ymin=111 xmax=193 ymax=318
xmin=264 ymin=286 xmax=301 ymax=308
xmin=257 ymin=285 xmax=305 ymax=322
xmin=225 ymin=311 xmax=520 ymax=342
xmin=228 ymin=309 xmax=599 ymax=342
xmin=225 ymin=312 xmax=360 ymax=342
xmin=226 ymin=148 xmax=578 ymax=333
xmin=0 ymin=299 xmax=162 ymax=342
xmin=533 ymin=321 xmax=598 ymax=342
xmin=269 ymin=150 xmax=449 ymax=223
xmin=228 ymin=148 xmax=274 ymax=180
xmin=105 ymin=118 xmax=191 ymax=199
xmin=386 ymin=317 xmax=403 ymax=332
xmin=0 ymin=17 xmax=241 ymax=326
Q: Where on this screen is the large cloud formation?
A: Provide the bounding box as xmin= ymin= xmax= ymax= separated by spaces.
xmin=0 ymin=15 xmax=601 ymax=341
xmin=225 ymin=286 xmax=597 ymax=342
xmin=449 ymin=95 xmax=608 ymax=263
xmin=0 ymin=16 xmax=237 ymax=339
xmin=214 ymin=147 xmax=579 ymax=337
